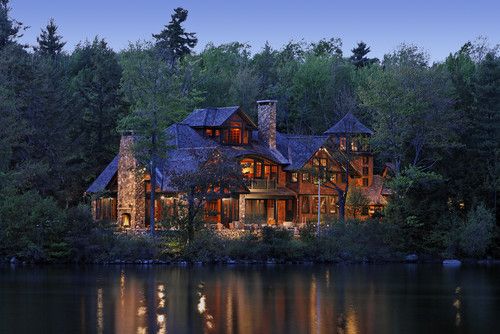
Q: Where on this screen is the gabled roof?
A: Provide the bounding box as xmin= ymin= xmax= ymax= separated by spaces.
xmin=182 ymin=106 xmax=257 ymax=128
xmin=276 ymin=133 xmax=329 ymax=171
xmin=86 ymin=155 xmax=119 ymax=193
xmin=324 ymin=112 xmax=373 ymax=135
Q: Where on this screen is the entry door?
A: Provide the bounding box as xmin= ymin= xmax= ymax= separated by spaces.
xmin=277 ymin=200 xmax=286 ymax=225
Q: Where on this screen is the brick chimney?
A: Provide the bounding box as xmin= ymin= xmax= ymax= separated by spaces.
xmin=117 ymin=132 xmax=145 ymax=228
xmin=257 ymin=100 xmax=277 ymax=149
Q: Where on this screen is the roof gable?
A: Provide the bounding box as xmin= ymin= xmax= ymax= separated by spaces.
xmin=182 ymin=106 xmax=257 ymax=128
xmin=324 ymin=112 xmax=373 ymax=135
xmin=276 ymin=132 xmax=329 ymax=171
xmin=86 ymin=155 xmax=119 ymax=193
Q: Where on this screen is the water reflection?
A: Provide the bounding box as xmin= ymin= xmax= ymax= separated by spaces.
xmin=1 ymin=265 xmax=500 ymax=333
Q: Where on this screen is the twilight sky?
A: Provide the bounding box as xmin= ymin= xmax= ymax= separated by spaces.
xmin=10 ymin=0 xmax=500 ymax=62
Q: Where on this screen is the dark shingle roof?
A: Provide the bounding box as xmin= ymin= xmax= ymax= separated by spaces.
xmin=86 ymin=155 xmax=119 ymax=193
xmin=182 ymin=106 xmax=257 ymax=128
xmin=276 ymin=133 xmax=329 ymax=171
xmin=324 ymin=112 xmax=373 ymax=135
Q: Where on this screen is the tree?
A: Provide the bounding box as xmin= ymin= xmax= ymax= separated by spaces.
xmin=35 ymin=18 xmax=66 ymax=57
xmin=310 ymin=37 xmax=343 ymax=57
xmin=68 ymin=38 xmax=125 ymax=201
xmin=346 ymin=186 xmax=369 ymax=218
xmin=153 ymin=7 xmax=197 ymax=68
xmin=471 ymin=53 xmax=500 ymax=212
xmin=169 ymin=150 xmax=247 ymax=242
xmin=0 ymin=0 xmax=26 ymax=49
xmin=350 ymin=41 xmax=378 ymax=68
xmin=358 ymin=45 xmax=456 ymax=175
xmin=119 ymin=42 xmax=201 ymax=234
xmin=459 ymin=203 xmax=495 ymax=257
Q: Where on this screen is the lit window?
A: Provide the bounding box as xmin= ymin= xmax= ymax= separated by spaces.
xmin=302 ymin=173 xmax=310 ymax=182
xmin=291 ymin=172 xmax=298 ymax=183
xmin=339 ymin=137 xmax=346 ymax=150
xmin=229 ymin=128 xmax=241 ymax=144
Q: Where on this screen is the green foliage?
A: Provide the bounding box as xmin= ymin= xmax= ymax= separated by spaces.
xmin=459 ymin=203 xmax=495 ymax=257
xmin=35 ymin=18 xmax=66 ymax=57
xmin=346 ymin=186 xmax=370 ymax=218
xmin=153 ymin=7 xmax=197 ymax=67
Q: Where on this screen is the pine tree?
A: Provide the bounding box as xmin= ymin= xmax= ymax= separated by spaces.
xmin=350 ymin=42 xmax=378 ymax=68
xmin=153 ymin=7 xmax=197 ymax=68
xmin=0 ymin=0 xmax=26 ymax=49
xmin=472 ymin=53 xmax=500 ymax=212
xmin=35 ymin=18 xmax=66 ymax=57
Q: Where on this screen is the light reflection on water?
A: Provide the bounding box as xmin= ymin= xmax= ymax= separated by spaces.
xmin=0 ymin=265 xmax=499 ymax=333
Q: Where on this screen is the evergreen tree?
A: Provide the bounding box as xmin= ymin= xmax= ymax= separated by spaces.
xmin=68 ymin=38 xmax=126 ymax=201
xmin=472 ymin=53 xmax=500 ymax=212
xmin=0 ymin=0 xmax=26 ymax=49
xmin=350 ymin=41 xmax=378 ymax=68
xmin=153 ymin=7 xmax=197 ymax=68
xmin=35 ymin=18 xmax=66 ymax=57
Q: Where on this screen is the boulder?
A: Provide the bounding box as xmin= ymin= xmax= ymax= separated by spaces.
xmin=405 ymin=254 xmax=418 ymax=263
xmin=443 ymin=259 xmax=462 ymax=267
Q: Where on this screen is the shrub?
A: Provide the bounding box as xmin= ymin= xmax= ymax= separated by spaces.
xmin=459 ymin=203 xmax=495 ymax=257
xmin=182 ymin=230 xmax=224 ymax=262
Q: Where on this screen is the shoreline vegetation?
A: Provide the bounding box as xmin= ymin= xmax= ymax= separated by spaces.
xmin=2 ymin=205 xmax=498 ymax=266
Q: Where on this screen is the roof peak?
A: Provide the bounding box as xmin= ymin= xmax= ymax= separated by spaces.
xmin=324 ymin=112 xmax=373 ymax=135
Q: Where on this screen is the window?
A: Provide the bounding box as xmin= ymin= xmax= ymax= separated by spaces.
xmin=255 ymin=162 xmax=262 ymax=178
xmin=362 ymin=156 xmax=369 ymax=165
xmin=328 ymin=196 xmax=337 ymax=214
xmin=301 ymin=197 xmax=310 ymax=213
xmin=351 ymin=140 xmax=358 ymax=152
xmin=271 ymin=166 xmax=278 ymax=179
xmin=363 ymin=167 xmax=369 ymax=176
xmin=312 ymin=196 xmax=327 ymax=214
xmin=330 ymin=173 xmax=337 ymax=183
xmin=205 ymin=128 xmax=213 ymax=137
xmin=241 ymin=159 xmax=254 ymax=178
xmin=229 ymin=128 xmax=241 ymax=143
xmin=339 ymin=137 xmax=346 ymax=150
xmin=302 ymin=172 xmax=310 ymax=182
xmin=363 ymin=178 xmax=369 ymax=187
xmin=291 ymin=172 xmax=298 ymax=183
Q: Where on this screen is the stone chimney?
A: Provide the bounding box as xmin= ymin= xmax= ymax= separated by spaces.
xmin=257 ymin=100 xmax=277 ymax=149
xmin=117 ymin=132 xmax=145 ymax=228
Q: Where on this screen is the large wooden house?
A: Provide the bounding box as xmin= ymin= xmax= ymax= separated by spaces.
xmin=86 ymin=100 xmax=390 ymax=229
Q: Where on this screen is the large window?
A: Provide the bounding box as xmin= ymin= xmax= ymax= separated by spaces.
xmin=240 ymin=158 xmax=278 ymax=180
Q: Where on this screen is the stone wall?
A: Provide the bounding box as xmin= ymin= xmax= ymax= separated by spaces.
xmin=257 ymin=100 xmax=277 ymax=149
xmin=117 ymin=134 xmax=146 ymax=228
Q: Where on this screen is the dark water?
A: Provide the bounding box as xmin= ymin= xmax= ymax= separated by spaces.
xmin=1 ymin=265 xmax=499 ymax=334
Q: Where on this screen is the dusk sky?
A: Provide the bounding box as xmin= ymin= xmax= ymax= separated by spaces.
xmin=11 ymin=0 xmax=500 ymax=62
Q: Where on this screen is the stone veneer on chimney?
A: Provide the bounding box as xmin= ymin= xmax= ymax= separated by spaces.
xmin=117 ymin=133 xmax=146 ymax=228
xmin=257 ymin=100 xmax=277 ymax=149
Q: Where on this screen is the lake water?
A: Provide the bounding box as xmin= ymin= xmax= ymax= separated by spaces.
xmin=1 ymin=264 xmax=499 ymax=333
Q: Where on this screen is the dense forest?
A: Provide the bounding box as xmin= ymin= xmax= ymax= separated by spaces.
xmin=0 ymin=1 xmax=498 ymax=262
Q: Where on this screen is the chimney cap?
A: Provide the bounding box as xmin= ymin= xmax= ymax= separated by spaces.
xmin=257 ymin=100 xmax=278 ymax=105
xmin=119 ymin=130 xmax=135 ymax=136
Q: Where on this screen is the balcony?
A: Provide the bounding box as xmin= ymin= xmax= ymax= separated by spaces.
xmin=247 ymin=178 xmax=277 ymax=190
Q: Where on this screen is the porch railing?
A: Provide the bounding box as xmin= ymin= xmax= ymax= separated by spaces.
xmin=247 ymin=178 xmax=277 ymax=190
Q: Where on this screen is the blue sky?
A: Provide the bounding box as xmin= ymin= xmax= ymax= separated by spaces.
xmin=10 ymin=0 xmax=500 ymax=61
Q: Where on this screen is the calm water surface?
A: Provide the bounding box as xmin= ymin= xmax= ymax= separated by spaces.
xmin=0 ymin=264 xmax=499 ymax=333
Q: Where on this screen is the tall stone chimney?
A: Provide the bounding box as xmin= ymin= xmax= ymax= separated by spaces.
xmin=257 ymin=100 xmax=277 ymax=149
xmin=117 ymin=132 xmax=145 ymax=228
